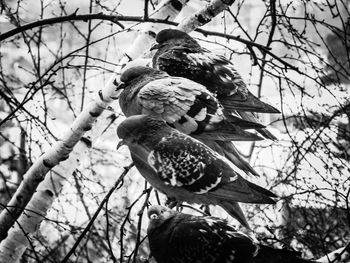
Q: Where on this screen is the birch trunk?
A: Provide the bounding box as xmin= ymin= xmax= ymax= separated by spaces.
xmin=178 ymin=0 xmax=235 ymax=32
xmin=0 ymin=0 xmax=238 ymax=261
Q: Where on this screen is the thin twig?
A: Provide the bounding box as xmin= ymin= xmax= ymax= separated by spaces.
xmin=61 ymin=163 xmax=133 ymax=263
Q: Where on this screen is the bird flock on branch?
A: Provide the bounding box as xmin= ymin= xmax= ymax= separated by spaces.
xmin=115 ymin=29 xmax=314 ymax=263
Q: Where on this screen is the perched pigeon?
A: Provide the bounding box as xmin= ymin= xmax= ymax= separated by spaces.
xmin=116 ymin=66 xmax=263 ymax=176
xmin=151 ymin=28 xmax=280 ymax=140
xmin=147 ymin=205 xmax=315 ymax=263
xmin=117 ymin=66 xmax=263 ymax=140
xmin=117 ymin=115 xmax=277 ymax=227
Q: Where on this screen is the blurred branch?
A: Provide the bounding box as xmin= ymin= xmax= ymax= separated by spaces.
xmin=132 ymin=187 xmax=152 ymax=263
xmin=61 ymin=163 xmax=133 ymax=263
xmin=144 ymin=0 xmax=149 ymax=20
xmin=316 ymin=244 xmax=350 ymax=263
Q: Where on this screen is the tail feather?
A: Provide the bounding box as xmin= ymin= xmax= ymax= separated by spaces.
xmin=224 ymin=114 xmax=266 ymax=130
xmin=238 ymin=111 xmax=278 ymax=141
xmin=218 ymin=200 xmax=251 ymax=229
xmin=246 ymin=181 xmax=278 ymax=198
xmin=256 ymin=128 xmax=278 ymax=141
xmin=211 ymin=177 xmax=276 ymax=204
xmin=216 ymin=141 xmax=261 ymax=177
xmin=220 ymin=91 xmax=280 ymax=114
xmin=193 ymin=127 xmax=264 ymax=141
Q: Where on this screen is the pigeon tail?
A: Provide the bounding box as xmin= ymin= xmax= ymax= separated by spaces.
xmin=193 ymin=126 xmax=264 ymax=142
xmin=224 ymin=114 xmax=266 ymax=130
xmin=211 ymin=177 xmax=277 ymax=204
xmin=218 ymin=200 xmax=251 ymax=229
xmin=215 ymin=141 xmax=261 ymax=177
xmin=246 ymin=181 xmax=278 ymax=198
xmin=220 ymin=91 xmax=281 ymax=114
xmin=256 ymin=128 xmax=278 ymax=141
xmin=238 ymin=111 xmax=278 ymax=141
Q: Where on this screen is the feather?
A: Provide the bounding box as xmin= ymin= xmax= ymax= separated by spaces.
xmin=238 ymin=111 xmax=278 ymax=141
xmin=147 ymin=206 xmax=315 ymax=263
xmin=218 ymin=200 xmax=250 ymax=229
xmin=152 ymin=29 xmax=280 ymax=115
xmin=220 ymin=91 xmax=281 ymax=114
xmin=117 ymin=65 xmax=269 ymax=173
xmin=117 ymin=115 xmax=277 ymax=227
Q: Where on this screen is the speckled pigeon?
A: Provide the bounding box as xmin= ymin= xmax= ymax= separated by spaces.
xmin=116 ymin=66 xmax=263 ymax=176
xmin=147 ymin=205 xmax=315 ymax=263
xmin=151 ymin=28 xmax=280 ymax=140
xmin=117 ymin=115 xmax=277 ymax=228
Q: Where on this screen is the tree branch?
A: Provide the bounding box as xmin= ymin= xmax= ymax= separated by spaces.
xmin=316 ymin=244 xmax=350 ymax=263
xmin=61 ymin=164 xmax=133 ymax=263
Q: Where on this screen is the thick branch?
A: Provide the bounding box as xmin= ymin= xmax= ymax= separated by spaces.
xmin=0 ymin=13 xmax=180 ymax=42
xmin=178 ymin=0 xmax=235 ymax=32
xmin=0 ymin=12 xmax=271 ymax=52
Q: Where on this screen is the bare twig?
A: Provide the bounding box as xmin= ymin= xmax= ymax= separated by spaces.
xmin=61 ymin=163 xmax=133 ymax=263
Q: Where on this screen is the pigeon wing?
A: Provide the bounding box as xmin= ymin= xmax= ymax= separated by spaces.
xmin=147 ymin=132 xmax=224 ymax=194
xmin=152 ymin=213 xmax=257 ymax=263
xmin=138 ymin=77 xmax=224 ymax=134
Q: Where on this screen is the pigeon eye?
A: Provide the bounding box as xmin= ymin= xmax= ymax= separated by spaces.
xmin=150 ymin=213 xmax=159 ymax=219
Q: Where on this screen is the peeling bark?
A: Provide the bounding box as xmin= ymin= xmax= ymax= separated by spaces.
xmin=178 ymin=0 xmax=235 ymax=32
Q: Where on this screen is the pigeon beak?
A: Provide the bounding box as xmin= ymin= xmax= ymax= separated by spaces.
xmin=111 ymin=82 xmax=126 ymax=99
xmin=117 ymin=140 xmax=126 ymax=150
xmin=150 ymin=43 xmax=160 ymax=51
xmin=116 ymin=82 xmax=126 ymax=91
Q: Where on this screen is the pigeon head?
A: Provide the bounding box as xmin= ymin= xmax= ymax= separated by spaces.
xmin=120 ymin=66 xmax=157 ymax=84
xmin=151 ymin=29 xmax=199 ymax=52
xmin=117 ymin=115 xmax=169 ymax=148
xmin=117 ymin=115 xmax=150 ymax=141
xmin=147 ymin=205 xmax=178 ymax=234
xmin=117 ymin=66 xmax=168 ymax=92
xmin=155 ymin=29 xmax=191 ymax=43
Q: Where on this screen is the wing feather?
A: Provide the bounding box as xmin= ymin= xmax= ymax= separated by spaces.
xmin=139 ymin=77 xmax=225 ymax=134
xmin=167 ymin=214 xmax=257 ymax=262
xmin=147 ymin=132 xmax=223 ymax=194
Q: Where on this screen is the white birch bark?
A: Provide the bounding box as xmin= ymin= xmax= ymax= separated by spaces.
xmin=0 ymin=85 xmax=121 ymax=261
xmin=178 ymin=0 xmax=235 ymax=32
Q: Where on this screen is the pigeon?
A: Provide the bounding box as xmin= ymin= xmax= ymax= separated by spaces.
xmin=151 ymin=28 xmax=280 ymax=140
xmin=117 ymin=66 xmax=264 ymax=140
xmin=116 ymin=66 xmax=263 ymax=176
xmin=147 ymin=205 xmax=315 ymax=263
xmin=117 ymin=115 xmax=277 ymax=228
